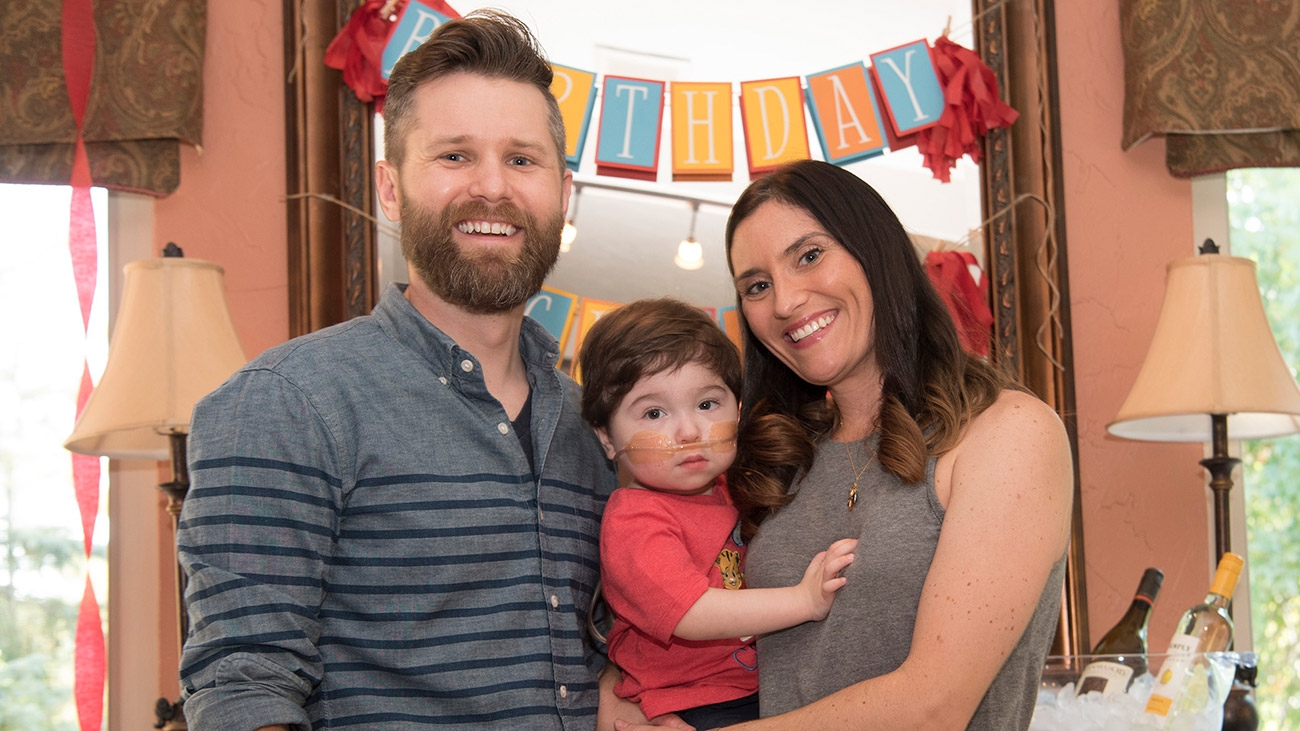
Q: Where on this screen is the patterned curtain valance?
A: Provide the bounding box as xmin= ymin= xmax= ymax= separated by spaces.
xmin=1120 ymin=0 xmax=1300 ymax=178
xmin=0 ymin=0 xmax=206 ymax=196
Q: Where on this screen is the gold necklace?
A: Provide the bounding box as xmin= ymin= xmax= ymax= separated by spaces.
xmin=844 ymin=442 xmax=875 ymax=511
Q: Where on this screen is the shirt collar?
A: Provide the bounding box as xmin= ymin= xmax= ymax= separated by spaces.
xmin=370 ymin=283 xmax=562 ymax=374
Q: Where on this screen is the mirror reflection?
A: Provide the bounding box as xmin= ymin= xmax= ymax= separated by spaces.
xmin=376 ymin=0 xmax=982 ymax=356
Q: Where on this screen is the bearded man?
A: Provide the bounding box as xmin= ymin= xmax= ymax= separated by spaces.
xmin=177 ymin=12 xmax=621 ymax=730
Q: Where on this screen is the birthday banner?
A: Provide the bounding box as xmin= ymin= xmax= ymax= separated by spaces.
xmin=327 ymin=1 xmax=1018 ymax=183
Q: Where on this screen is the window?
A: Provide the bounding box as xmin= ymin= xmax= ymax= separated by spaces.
xmin=0 ymin=184 xmax=109 ymax=730
xmin=1226 ymin=168 xmax=1300 ymax=731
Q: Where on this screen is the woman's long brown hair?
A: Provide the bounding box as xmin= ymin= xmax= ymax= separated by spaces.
xmin=724 ymin=160 xmax=1019 ymax=540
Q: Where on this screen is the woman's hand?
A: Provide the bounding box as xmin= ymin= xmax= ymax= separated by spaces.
xmin=798 ymin=538 xmax=857 ymax=621
xmin=597 ymin=664 xmax=641 ymax=731
xmin=601 ymin=694 xmax=688 ymax=731
xmin=613 ymin=715 xmax=695 ymax=731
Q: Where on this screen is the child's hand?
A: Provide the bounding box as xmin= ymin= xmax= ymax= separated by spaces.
xmin=799 ymin=538 xmax=857 ymax=621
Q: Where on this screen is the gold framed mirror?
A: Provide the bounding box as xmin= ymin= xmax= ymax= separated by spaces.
xmin=282 ymin=0 xmax=1084 ymax=655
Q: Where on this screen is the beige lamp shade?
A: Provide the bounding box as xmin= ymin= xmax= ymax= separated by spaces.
xmin=64 ymin=257 xmax=247 ymax=460
xmin=1107 ymin=253 xmax=1300 ymax=442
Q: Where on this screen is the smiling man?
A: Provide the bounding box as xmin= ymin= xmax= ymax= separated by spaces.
xmin=177 ymin=12 xmax=619 ymax=731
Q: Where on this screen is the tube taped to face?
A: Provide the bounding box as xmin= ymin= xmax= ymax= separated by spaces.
xmin=613 ymin=421 xmax=738 ymax=464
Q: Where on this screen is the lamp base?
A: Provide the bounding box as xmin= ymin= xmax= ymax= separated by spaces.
xmin=156 ymin=432 xmax=191 ymax=731
xmin=1200 ymin=413 xmax=1240 ymax=564
xmin=154 ymin=697 xmax=186 ymax=730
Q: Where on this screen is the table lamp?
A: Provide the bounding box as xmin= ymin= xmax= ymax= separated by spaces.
xmin=64 ymin=243 xmax=247 ymax=730
xmin=1107 ymin=239 xmax=1300 ymax=564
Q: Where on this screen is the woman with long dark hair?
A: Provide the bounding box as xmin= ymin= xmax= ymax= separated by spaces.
xmin=620 ymin=160 xmax=1072 ymax=731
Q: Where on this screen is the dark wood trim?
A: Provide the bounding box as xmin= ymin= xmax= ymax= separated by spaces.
xmin=975 ymin=3 xmax=1021 ymax=378
xmin=1042 ymin=0 xmax=1088 ymax=660
xmin=284 ymin=0 xmax=376 ymax=337
xmin=339 ymin=64 xmax=377 ymax=320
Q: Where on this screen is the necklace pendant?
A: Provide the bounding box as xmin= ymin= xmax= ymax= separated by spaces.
xmin=847 ymin=484 xmax=858 ymax=511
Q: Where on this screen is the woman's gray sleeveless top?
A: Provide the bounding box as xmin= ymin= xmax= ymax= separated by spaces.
xmin=745 ymin=435 xmax=1064 ymax=730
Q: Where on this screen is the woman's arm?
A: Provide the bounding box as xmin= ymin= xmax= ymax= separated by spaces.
xmin=673 ymin=538 xmax=857 ymax=641
xmin=620 ymin=391 xmax=1074 ymax=731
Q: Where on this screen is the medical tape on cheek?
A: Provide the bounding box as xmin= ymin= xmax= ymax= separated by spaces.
xmin=616 ymin=432 xmax=677 ymax=464
xmin=614 ymin=421 xmax=739 ymax=464
xmin=707 ymin=420 xmax=738 ymax=455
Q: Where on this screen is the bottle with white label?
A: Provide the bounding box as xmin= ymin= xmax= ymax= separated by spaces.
xmin=1142 ymin=552 xmax=1244 ymax=727
xmin=1077 ymin=567 xmax=1163 ymax=697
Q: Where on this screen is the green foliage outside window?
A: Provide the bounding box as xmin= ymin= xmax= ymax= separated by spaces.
xmin=0 ymin=526 xmax=84 ymax=731
xmin=1227 ymin=167 xmax=1300 ymax=731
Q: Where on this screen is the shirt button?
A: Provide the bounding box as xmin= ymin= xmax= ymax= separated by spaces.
xmin=550 ymin=594 xmax=559 ymax=609
xmin=497 ymin=422 xmax=509 ymax=435
xmin=438 ymin=376 xmax=448 ymax=385
xmin=460 ymin=359 xmax=474 ymax=372
xmin=559 ymin=685 xmax=568 ymax=699
xmin=538 ymin=509 xmax=544 ymax=522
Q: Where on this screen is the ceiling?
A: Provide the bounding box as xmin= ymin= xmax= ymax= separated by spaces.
xmin=377 ymin=0 xmax=982 ymax=332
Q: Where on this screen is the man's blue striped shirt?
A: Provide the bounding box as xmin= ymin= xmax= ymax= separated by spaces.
xmin=178 ymin=285 xmax=617 ymax=730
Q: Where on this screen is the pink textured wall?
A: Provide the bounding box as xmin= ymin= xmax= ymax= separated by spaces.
xmin=154 ymin=0 xmax=288 ymax=360
xmin=1054 ymin=4 xmax=1210 ymax=649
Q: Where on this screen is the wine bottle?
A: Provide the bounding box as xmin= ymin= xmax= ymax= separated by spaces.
xmin=1076 ymin=567 xmax=1163 ymax=697
xmin=1143 ymin=552 xmax=1244 ymax=727
xmin=1222 ymin=664 xmax=1260 ymax=731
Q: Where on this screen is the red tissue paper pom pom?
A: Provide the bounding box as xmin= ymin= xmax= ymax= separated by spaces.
xmin=325 ymin=0 xmax=405 ymax=107
xmin=916 ymin=36 xmax=1020 ymax=183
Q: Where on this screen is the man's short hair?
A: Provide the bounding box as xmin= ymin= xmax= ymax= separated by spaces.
xmin=382 ymin=10 xmax=567 ymax=169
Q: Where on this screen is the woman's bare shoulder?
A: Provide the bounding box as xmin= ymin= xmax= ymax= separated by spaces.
xmin=969 ymin=388 xmax=1065 ymax=442
xmin=933 ymin=388 xmax=1070 ymax=509
xmin=947 ymin=387 xmax=1072 ymax=489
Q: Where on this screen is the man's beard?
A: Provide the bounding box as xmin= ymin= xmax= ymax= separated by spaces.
xmin=402 ymin=197 xmax=563 ymax=314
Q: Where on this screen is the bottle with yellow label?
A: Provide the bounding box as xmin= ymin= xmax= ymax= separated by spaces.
xmin=1142 ymin=552 xmax=1244 ymax=727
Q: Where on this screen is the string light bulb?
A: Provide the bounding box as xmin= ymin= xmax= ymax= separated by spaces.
xmin=674 ymin=201 xmax=703 ymax=271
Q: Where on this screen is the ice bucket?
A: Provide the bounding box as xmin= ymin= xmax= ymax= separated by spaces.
xmin=1029 ymin=651 xmax=1257 ymax=731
